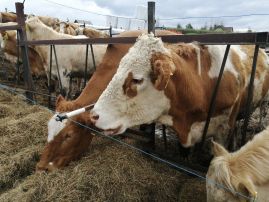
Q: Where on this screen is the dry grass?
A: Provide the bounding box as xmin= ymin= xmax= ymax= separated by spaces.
xmin=0 ymin=89 xmax=206 ymax=202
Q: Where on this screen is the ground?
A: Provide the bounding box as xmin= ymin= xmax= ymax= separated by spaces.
xmin=0 ymin=89 xmax=206 ymax=202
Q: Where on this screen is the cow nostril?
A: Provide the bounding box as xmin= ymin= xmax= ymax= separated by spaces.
xmin=92 ymin=114 xmax=99 ymax=120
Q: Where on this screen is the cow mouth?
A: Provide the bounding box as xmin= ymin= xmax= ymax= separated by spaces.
xmin=103 ymin=125 xmax=123 ymax=136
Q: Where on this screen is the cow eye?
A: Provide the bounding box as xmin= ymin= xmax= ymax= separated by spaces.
xmin=132 ymin=78 xmax=143 ymax=85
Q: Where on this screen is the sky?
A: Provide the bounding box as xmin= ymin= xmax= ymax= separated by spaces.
xmin=1 ymin=0 xmax=269 ymax=31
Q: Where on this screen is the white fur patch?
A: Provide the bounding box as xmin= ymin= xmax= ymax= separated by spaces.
xmin=191 ymin=43 xmax=201 ymax=75
xmin=47 ymin=113 xmax=68 ymax=142
xmin=207 ymin=45 xmax=239 ymax=79
xmin=184 ymin=110 xmax=231 ymax=147
xmin=92 ymin=34 xmax=172 ymax=133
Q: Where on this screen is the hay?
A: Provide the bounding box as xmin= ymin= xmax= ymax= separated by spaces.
xmin=0 ymin=89 xmax=206 ymax=202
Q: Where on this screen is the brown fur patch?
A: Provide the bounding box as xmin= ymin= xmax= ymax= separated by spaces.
xmin=150 ymin=52 xmax=175 ymax=91
xmin=122 ymin=72 xmax=138 ymax=98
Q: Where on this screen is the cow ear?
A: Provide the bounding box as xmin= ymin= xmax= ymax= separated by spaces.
xmin=211 ymin=140 xmax=228 ymax=157
xmin=1 ymin=31 xmax=8 ymax=40
xmin=150 ymin=52 xmax=175 ymax=91
xmin=238 ymin=179 xmax=257 ymax=200
xmin=56 ymin=95 xmax=66 ymax=107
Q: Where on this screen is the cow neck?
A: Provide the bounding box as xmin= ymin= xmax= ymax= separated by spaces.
xmin=164 ymin=46 xmax=210 ymax=144
xmin=73 ymin=45 xmax=128 ymax=108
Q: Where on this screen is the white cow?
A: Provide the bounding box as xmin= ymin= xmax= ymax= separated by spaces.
xmin=25 ymin=17 xmax=107 ymax=93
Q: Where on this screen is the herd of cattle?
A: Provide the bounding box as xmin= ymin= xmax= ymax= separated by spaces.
xmin=1 ymin=11 xmax=269 ymax=201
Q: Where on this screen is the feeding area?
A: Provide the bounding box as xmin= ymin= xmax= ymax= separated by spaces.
xmin=1 ymin=1 xmax=269 ymax=202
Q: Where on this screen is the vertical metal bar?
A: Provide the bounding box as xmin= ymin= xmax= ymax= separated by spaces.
xmin=84 ymin=44 xmax=89 ymax=88
xmin=241 ymin=44 xmax=260 ymax=145
xmin=148 ymin=1 xmax=155 ymax=35
xmin=16 ymin=31 xmax=20 ymax=84
xmin=109 ymin=25 xmax=112 ymax=37
xmin=52 ymin=45 xmax=63 ymax=94
xmin=15 ymin=2 xmax=34 ymax=101
xmin=48 ymin=45 xmax=53 ymax=107
xmin=90 ymin=44 xmax=96 ymax=70
xmin=200 ymin=45 xmax=231 ymax=148
xmin=162 ymin=125 xmax=167 ymax=151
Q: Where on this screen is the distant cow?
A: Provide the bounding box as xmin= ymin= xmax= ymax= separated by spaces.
xmin=58 ymin=21 xmax=78 ymax=35
xmin=207 ymin=128 xmax=269 ymax=202
xmin=0 ymin=30 xmax=45 ymax=77
xmin=76 ymin=27 xmax=109 ymax=38
xmin=90 ymin=34 xmax=269 ymax=147
xmin=25 ymin=17 xmax=107 ymax=92
xmin=36 ymin=30 xmax=178 ymax=171
xmin=0 ymin=12 xmax=17 ymax=23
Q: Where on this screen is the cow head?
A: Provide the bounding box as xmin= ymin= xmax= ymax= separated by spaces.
xmin=90 ymin=34 xmax=175 ymax=135
xmin=36 ymin=112 xmax=94 ymax=171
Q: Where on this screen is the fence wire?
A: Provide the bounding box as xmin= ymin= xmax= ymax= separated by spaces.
xmin=0 ymin=82 xmax=254 ymax=201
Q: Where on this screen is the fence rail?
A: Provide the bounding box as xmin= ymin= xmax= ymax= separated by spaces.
xmin=17 ymin=32 xmax=269 ymax=46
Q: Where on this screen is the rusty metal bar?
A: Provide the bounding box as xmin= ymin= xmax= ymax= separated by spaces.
xmin=48 ymin=45 xmax=53 ymax=108
xmin=15 ymin=2 xmax=34 ymax=101
xmin=18 ymin=32 xmax=269 ymax=46
xmin=83 ymin=44 xmax=89 ymax=88
xmin=0 ymin=25 xmax=20 ymax=31
xmin=52 ymin=45 xmax=63 ymax=94
xmin=90 ymin=44 xmax=96 ymax=70
xmin=148 ymin=1 xmax=155 ymax=34
xmin=200 ymin=45 xmax=231 ymax=148
xmin=162 ymin=125 xmax=167 ymax=151
xmin=241 ymin=45 xmax=260 ymax=146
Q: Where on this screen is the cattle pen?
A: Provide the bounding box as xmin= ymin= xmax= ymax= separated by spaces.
xmin=0 ymin=1 xmax=269 ymax=201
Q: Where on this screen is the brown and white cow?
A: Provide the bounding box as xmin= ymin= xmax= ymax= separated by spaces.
xmin=58 ymin=21 xmax=78 ymax=35
xmin=0 ymin=30 xmax=46 ymax=77
xmin=76 ymin=27 xmax=109 ymax=38
xmin=90 ymin=34 xmax=269 ymax=147
xmin=0 ymin=12 xmax=17 ymax=23
xmin=206 ymin=128 xmax=269 ymax=202
xmin=25 ymin=17 xmax=107 ymax=92
xmin=36 ymin=30 xmax=178 ymax=171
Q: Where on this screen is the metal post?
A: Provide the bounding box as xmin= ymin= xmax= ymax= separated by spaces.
xmin=200 ymin=45 xmax=231 ymax=148
xmin=241 ymin=45 xmax=260 ymax=145
xmin=148 ymin=1 xmax=155 ymax=35
xmin=15 ymin=2 xmax=34 ymax=101
xmin=52 ymin=45 xmax=63 ymax=95
xmin=162 ymin=125 xmax=167 ymax=151
xmin=84 ymin=44 xmax=89 ymax=87
xmin=48 ymin=45 xmax=53 ymax=107
xmin=90 ymin=44 xmax=96 ymax=70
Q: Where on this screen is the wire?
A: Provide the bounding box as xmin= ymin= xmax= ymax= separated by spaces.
xmin=159 ymin=13 xmax=269 ymax=21
xmin=0 ymin=82 xmax=253 ymax=201
xmin=40 ymin=0 xmax=146 ymax=21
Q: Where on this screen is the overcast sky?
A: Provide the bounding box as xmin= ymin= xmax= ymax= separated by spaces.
xmin=2 ymin=0 xmax=269 ymax=31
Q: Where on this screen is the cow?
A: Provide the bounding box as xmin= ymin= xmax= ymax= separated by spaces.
xmin=76 ymin=27 xmax=109 ymax=38
xmin=0 ymin=12 xmax=17 ymax=23
xmin=89 ymin=33 xmax=269 ymax=148
xmin=206 ymin=128 xmax=269 ymax=202
xmin=36 ymin=30 xmax=178 ymax=171
xmin=0 ymin=30 xmax=46 ymax=77
xmin=25 ymin=16 xmax=107 ymax=93
xmin=58 ymin=21 xmax=78 ymax=35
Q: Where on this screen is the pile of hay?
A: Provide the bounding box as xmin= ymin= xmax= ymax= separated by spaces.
xmin=0 ymin=89 xmax=206 ymax=202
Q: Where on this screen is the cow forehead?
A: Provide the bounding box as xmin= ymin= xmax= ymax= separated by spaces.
xmin=118 ymin=34 xmax=169 ymax=73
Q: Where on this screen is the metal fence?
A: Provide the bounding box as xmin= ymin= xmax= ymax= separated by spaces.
xmin=0 ymin=2 xmax=268 ymax=149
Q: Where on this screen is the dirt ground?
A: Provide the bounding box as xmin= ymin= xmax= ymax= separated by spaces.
xmin=0 ymin=89 xmax=207 ymax=202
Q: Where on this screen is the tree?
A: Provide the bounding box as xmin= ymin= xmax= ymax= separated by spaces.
xmin=185 ymin=23 xmax=193 ymax=29
xmin=177 ymin=23 xmax=182 ymax=29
